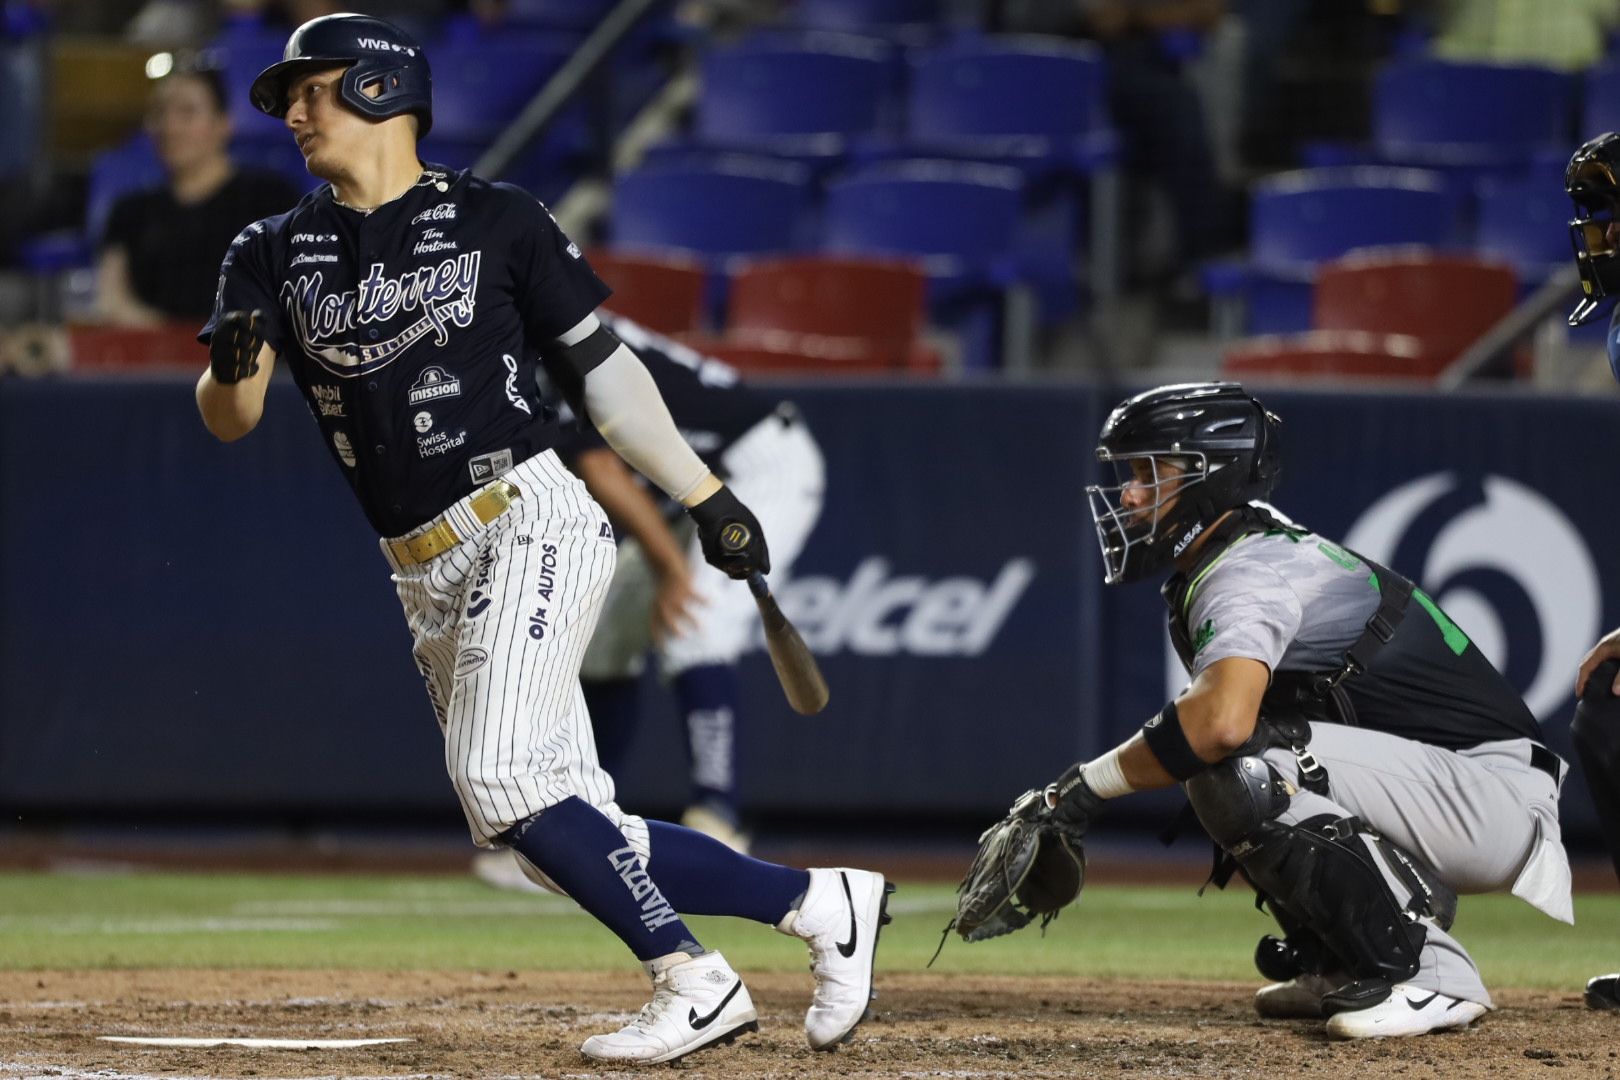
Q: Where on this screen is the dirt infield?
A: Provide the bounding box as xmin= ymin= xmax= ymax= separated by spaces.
xmin=0 ymin=970 xmax=1613 ymax=1079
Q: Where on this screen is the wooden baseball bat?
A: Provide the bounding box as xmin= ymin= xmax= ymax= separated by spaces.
xmin=747 ymin=571 xmax=830 ymax=715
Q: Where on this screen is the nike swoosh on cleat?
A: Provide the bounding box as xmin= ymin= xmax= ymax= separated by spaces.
xmin=1406 ymin=992 xmax=1441 ymax=1010
xmin=689 ymin=981 xmax=743 ymax=1031
xmin=835 ymin=872 xmax=858 ymax=959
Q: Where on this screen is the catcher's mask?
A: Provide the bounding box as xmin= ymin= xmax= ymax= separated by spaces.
xmin=1087 ymin=382 xmax=1280 ymax=585
xmin=1567 ymin=132 xmax=1620 ymax=327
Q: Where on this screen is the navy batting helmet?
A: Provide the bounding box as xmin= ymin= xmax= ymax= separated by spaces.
xmin=1087 ymin=382 xmax=1281 ymax=585
xmin=249 ymin=13 xmax=432 ymax=137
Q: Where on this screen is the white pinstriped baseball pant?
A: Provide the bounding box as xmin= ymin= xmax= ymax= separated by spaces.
xmin=382 ymin=449 xmax=651 ymax=859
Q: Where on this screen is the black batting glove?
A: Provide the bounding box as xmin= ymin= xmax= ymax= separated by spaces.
xmin=1044 ymin=762 xmax=1105 ymax=833
xmin=687 ymin=484 xmax=770 ymax=579
xmin=209 ymin=310 xmax=264 ymax=385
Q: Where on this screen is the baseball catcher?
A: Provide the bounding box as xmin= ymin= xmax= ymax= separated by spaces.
xmin=949 ymin=382 xmax=1572 ymax=1039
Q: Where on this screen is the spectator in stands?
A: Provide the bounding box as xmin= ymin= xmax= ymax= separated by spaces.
xmin=96 ymin=57 xmax=296 ymax=326
xmin=993 ymin=0 xmax=1239 ymax=264
xmin=1419 ymin=0 xmax=1620 ymax=73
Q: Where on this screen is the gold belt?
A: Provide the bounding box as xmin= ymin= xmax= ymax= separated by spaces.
xmin=387 ymin=479 xmax=522 ymax=567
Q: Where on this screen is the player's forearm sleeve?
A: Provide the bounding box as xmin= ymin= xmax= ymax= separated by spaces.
xmin=580 ymin=344 xmax=711 ymax=502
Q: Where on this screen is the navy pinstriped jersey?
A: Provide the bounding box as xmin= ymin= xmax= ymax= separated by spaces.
xmin=559 ymin=312 xmax=776 ymax=467
xmin=200 ymin=164 xmax=610 ymax=536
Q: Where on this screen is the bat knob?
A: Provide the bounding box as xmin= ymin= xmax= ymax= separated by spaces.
xmin=720 ymin=522 xmax=751 ymax=552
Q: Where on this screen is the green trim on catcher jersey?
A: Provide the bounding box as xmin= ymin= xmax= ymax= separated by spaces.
xmin=1181 ymin=533 xmax=1260 ymax=617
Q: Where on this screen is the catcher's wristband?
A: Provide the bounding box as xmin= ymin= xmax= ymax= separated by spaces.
xmin=1142 ymin=700 xmax=1207 ymax=781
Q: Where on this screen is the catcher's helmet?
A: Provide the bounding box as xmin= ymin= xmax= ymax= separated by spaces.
xmin=1087 ymin=382 xmax=1281 ymax=585
xmin=249 ymin=13 xmax=432 ymax=137
xmin=1566 ymin=132 xmax=1620 ymax=327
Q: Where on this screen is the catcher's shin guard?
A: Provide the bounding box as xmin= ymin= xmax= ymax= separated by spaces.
xmin=1188 ymin=758 xmax=1453 ymax=992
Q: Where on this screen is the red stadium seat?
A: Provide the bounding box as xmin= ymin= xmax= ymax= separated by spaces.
xmin=725 ymin=255 xmax=939 ymax=371
xmin=687 ymin=337 xmax=919 ymax=376
xmin=68 ymin=323 xmax=207 ymax=370
xmin=590 ymin=250 xmax=709 ymax=335
xmin=1312 ymin=249 xmax=1517 ymax=365
xmin=1223 ymin=330 xmax=1445 ymax=380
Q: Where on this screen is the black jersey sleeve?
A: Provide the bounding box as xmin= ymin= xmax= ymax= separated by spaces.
xmin=198 ymin=219 xmax=286 ymax=352
xmin=499 ymin=182 xmax=611 ymax=342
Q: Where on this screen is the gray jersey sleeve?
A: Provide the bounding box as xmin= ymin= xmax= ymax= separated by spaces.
xmin=1183 ymin=540 xmax=1303 ymax=678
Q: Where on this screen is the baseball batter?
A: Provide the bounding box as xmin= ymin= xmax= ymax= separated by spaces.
xmin=1027 ymin=383 xmax=1570 ymax=1039
xmin=194 ymin=14 xmax=890 ymax=1065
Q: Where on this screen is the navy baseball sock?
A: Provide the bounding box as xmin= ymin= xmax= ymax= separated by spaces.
xmin=674 ymin=664 xmax=739 ymax=821
xmin=507 ymin=797 xmax=702 ymax=962
xmin=647 ymin=820 xmax=810 ymax=926
xmin=584 ymin=677 xmax=641 ymax=778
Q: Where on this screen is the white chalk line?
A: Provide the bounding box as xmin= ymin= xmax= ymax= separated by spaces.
xmin=1 ymin=1066 xmax=444 ymax=1080
xmin=98 ymin=1037 xmax=412 ymax=1049
xmin=231 ymin=899 xmax=575 ymax=917
xmin=0 ymin=917 xmax=340 ymax=935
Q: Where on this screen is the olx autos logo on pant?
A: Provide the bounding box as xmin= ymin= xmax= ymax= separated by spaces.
xmin=764 ymin=557 xmax=1034 ymax=657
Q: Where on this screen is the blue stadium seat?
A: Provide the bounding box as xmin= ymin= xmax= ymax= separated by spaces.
xmin=694 ymin=32 xmax=899 ymax=161
xmin=1475 ymin=171 xmax=1574 ymax=283
xmin=901 ymin=36 xmax=1120 ymax=318
xmin=611 ymin=157 xmax=815 ymax=262
xmin=1374 ymin=60 xmax=1575 ymax=168
xmin=1583 ymin=60 xmax=1620 ymax=139
xmin=420 ymin=32 xmax=588 ymax=193
xmin=789 ymin=0 xmax=944 ymax=37
xmin=86 ymin=134 xmax=164 ymax=245
xmin=821 ymin=159 xmax=1025 ymax=367
xmin=505 ymin=0 xmax=674 ymax=32
xmin=1210 ymin=167 xmax=1457 ymax=335
xmin=906 ymin=36 xmax=1114 ymax=168
xmin=428 ymin=33 xmax=578 ymax=144
xmin=206 ymin=24 xmax=288 ymax=143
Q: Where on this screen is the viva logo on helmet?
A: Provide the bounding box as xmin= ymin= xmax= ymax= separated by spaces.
xmin=1343 ymin=473 xmax=1600 ymax=720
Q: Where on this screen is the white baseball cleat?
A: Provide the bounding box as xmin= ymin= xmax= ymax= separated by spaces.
xmin=1324 ymin=983 xmax=1488 ymax=1039
xmin=1254 ymin=973 xmax=1343 ymax=1019
xmin=779 ymin=867 xmax=894 ymax=1050
xmin=579 ymin=951 xmax=758 ymax=1064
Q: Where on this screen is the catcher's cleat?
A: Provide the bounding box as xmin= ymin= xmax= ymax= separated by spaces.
xmin=1324 ymin=983 xmax=1488 ymax=1039
xmin=1587 ymin=973 xmax=1620 ymax=1009
xmin=778 ymin=867 xmax=893 ymax=1050
xmin=579 ymin=951 xmax=758 ymax=1064
xmin=1254 ymin=973 xmax=1343 ymax=1019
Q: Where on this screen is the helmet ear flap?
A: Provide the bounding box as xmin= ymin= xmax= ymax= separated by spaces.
xmin=1250 ymin=403 xmax=1280 ymax=488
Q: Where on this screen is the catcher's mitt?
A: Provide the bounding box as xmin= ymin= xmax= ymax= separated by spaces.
xmin=944 ymin=788 xmax=1087 ymax=946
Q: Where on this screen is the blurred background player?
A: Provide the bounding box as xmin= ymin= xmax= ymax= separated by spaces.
xmin=95 ymin=55 xmax=296 ymax=326
xmin=477 ymin=313 xmax=824 ymax=887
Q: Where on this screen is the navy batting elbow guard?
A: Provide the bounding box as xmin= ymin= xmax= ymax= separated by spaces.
xmin=688 ymin=485 xmax=770 ymax=579
xmin=210 ymin=310 xmax=264 ymax=385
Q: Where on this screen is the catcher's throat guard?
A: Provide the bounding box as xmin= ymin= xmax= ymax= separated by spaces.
xmin=937 ymin=789 xmax=1087 ymax=958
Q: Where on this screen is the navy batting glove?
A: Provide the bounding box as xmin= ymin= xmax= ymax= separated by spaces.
xmin=688 ymin=485 xmax=770 ymax=579
xmin=1044 ymin=763 xmax=1104 ymax=833
xmin=210 ymin=310 xmax=264 ymax=385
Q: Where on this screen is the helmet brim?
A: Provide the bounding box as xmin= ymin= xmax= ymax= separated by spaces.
xmin=249 ymin=55 xmax=358 ymax=119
